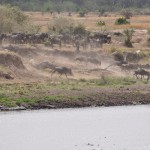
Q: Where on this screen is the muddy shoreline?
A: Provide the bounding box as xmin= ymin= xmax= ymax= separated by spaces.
xmin=1 ymin=85 xmax=150 ymax=111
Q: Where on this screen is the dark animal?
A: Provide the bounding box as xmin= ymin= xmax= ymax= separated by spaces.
xmin=0 ymin=34 xmax=7 ymax=44
xmin=74 ymin=39 xmax=80 ymax=52
xmin=121 ymin=63 xmax=138 ymax=71
xmin=133 ymin=68 xmax=150 ymax=81
xmin=51 ymin=67 xmax=73 ymax=78
xmin=48 ymin=36 xmax=62 ymax=48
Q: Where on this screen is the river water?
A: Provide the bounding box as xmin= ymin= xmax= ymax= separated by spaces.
xmin=0 ymin=105 xmax=150 ymax=150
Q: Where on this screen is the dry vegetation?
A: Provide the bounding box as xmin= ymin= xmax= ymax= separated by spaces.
xmin=25 ymin=12 xmax=150 ymax=31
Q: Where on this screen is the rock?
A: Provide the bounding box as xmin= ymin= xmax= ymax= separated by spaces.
xmin=1 ymin=106 xmax=26 ymax=111
xmin=41 ymin=104 xmax=56 ymax=109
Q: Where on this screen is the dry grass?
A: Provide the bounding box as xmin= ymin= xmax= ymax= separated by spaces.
xmin=24 ymin=12 xmax=150 ymax=32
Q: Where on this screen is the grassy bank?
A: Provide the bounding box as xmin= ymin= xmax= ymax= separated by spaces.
xmin=0 ymin=77 xmax=149 ymax=109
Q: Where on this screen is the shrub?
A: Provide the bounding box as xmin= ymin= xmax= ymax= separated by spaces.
xmin=78 ymin=9 xmax=88 ymax=17
xmin=26 ymin=24 xmax=42 ymax=34
xmin=115 ymin=17 xmax=130 ymax=25
xmin=96 ymin=21 xmax=106 ymax=26
xmin=123 ymin=29 xmax=135 ymax=47
xmin=0 ymin=5 xmax=29 ymax=33
xmin=48 ymin=17 xmax=74 ymax=33
xmin=73 ymin=24 xmax=87 ymax=36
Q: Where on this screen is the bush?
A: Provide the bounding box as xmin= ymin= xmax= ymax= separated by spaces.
xmin=26 ymin=24 xmax=42 ymax=34
xmin=73 ymin=24 xmax=87 ymax=36
xmin=78 ymin=9 xmax=88 ymax=17
xmin=123 ymin=29 xmax=135 ymax=47
xmin=48 ymin=17 xmax=74 ymax=33
xmin=96 ymin=21 xmax=106 ymax=26
xmin=0 ymin=5 xmax=29 ymax=33
xmin=115 ymin=17 xmax=130 ymax=25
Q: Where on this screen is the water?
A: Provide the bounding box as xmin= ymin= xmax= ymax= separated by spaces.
xmin=0 ymin=105 xmax=150 ymax=150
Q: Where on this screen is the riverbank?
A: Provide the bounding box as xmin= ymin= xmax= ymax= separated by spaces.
xmin=0 ymin=78 xmax=150 ymax=111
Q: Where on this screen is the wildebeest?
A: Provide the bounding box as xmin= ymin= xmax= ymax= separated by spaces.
xmin=133 ymin=68 xmax=150 ymax=81
xmin=51 ymin=67 xmax=73 ymax=79
xmin=48 ymin=36 xmax=62 ymax=48
xmin=74 ymin=39 xmax=80 ymax=52
xmin=121 ymin=63 xmax=138 ymax=71
xmin=1 ymin=32 xmax=49 ymax=44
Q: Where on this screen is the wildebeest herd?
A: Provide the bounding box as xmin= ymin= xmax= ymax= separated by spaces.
xmin=134 ymin=68 xmax=150 ymax=81
xmin=0 ymin=33 xmax=48 ymax=45
xmin=0 ymin=32 xmax=111 ymax=52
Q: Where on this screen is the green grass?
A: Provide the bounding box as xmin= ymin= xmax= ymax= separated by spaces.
xmin=16 ymin=98 xmax=36 ymax=106
xmin=0 ymin=94 xmax=16 ymax=107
